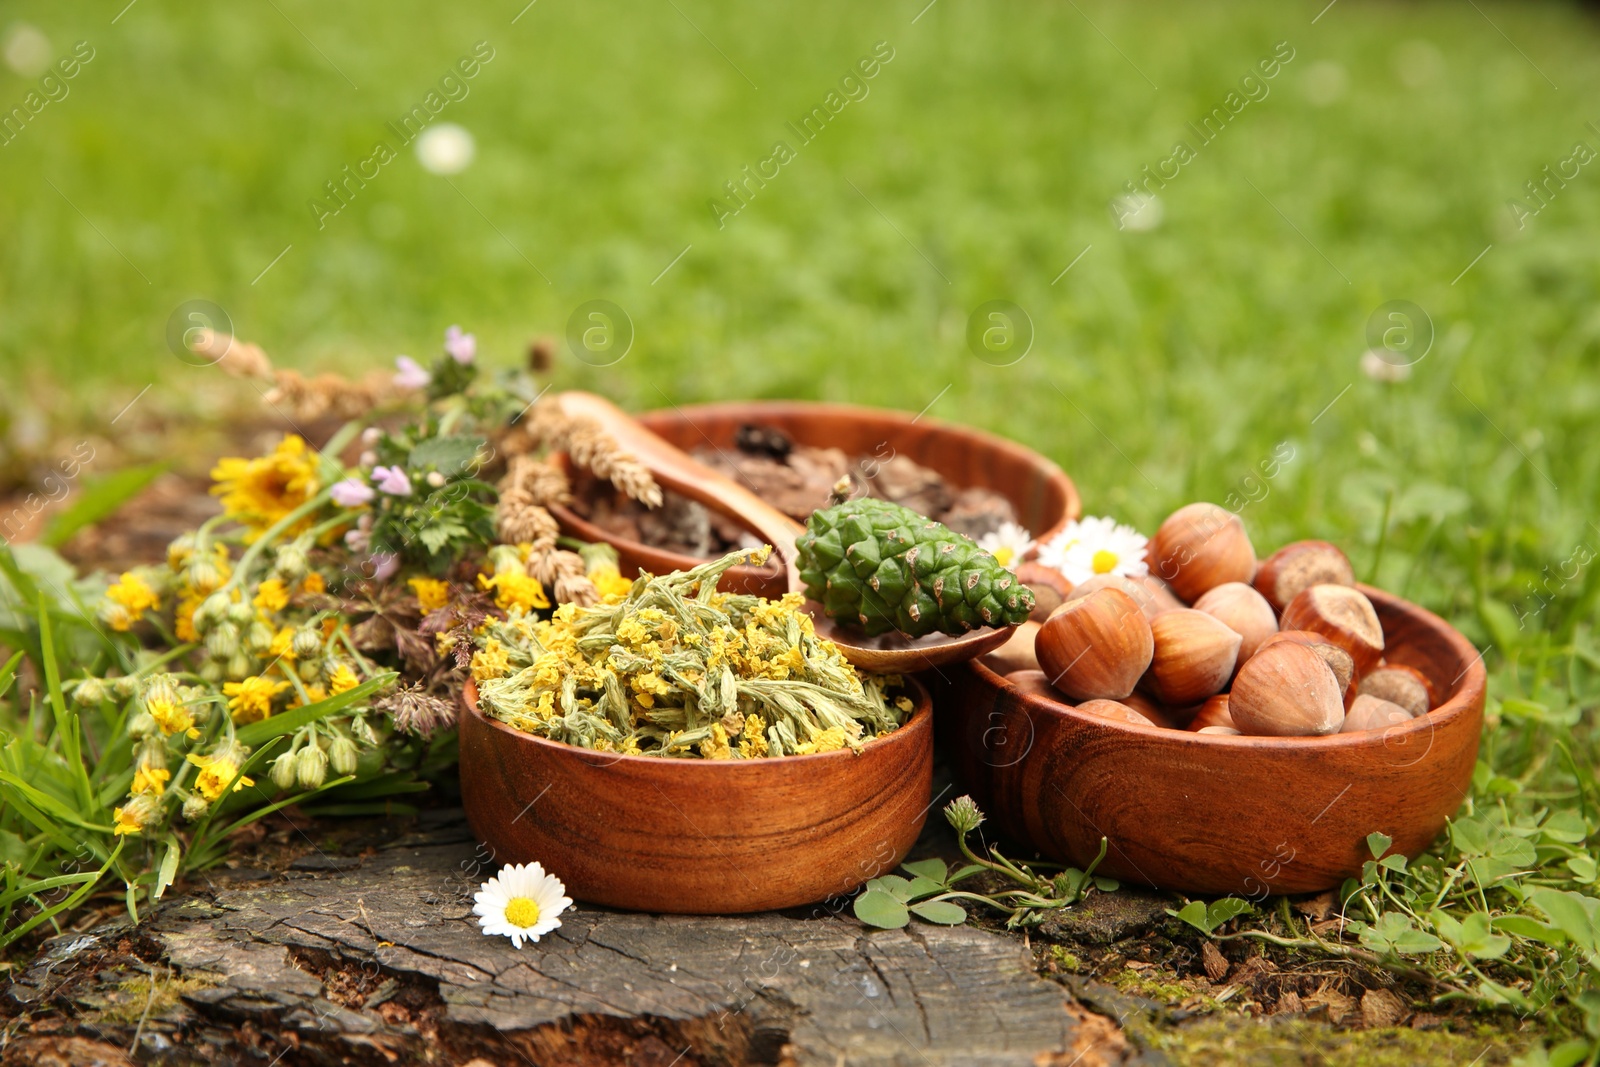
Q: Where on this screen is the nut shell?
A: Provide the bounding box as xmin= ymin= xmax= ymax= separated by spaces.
xmin=1192 ymin=582 xmax=1278 ymax=665
xmin=1357 ymin=665 xmax=1435 ymax=717
xmin=1035 ymin=588 xmax=1154 ymax=701
xmin=1257 ymin=630 xmax=1357 ymax=696
xmin=1185 ymin=693 xmax=1236 ymax=732
xmin=1144 ymin=609 xmax=1243 ymax=707
xmin=1004 ymin=668 xmax=1068 ymax=704
xmin=1253 ymin=540 xmax=1355 ymax=613
xmin=1230 ymin=642 xmax=1345 ymax=737
xmin=1062 ymin=574 xmax=1182 ymax=621
xmin=982 ymin=620 xmax=1041 ymax=675
xmin=1279 ymin=584 xmax=1385 ymax=677
xmin=1340 ymin=694 xmax=1414 ymax=734
xmin=1076 ymin=698 xmax=1158 ymax=727
xmin=1017 ymin=563 xmax=1071 ymax=623
xmin=1146 ymin=502 xmax=1257 ymax=603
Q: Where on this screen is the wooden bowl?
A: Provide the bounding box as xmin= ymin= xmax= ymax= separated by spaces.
xmin=550 ymin=400 xmax=1081 ymax=598
xmin=458 ymin=677 xmax=934 ymax=913
xmin=949 ymin=586 xmax=1485 ymax=895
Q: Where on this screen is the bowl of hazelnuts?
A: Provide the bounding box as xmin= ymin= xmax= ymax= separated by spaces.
xmin=952 ymin=502 xmax=1486 ymax=895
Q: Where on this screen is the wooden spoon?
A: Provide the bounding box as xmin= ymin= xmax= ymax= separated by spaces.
xmin=559 ymin=392 xmax=1017 ymax=671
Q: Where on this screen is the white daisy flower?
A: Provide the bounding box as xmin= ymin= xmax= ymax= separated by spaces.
xmin=473 ymin=861 xmax=572 ymax=948
xmin=976 ymin=521 xmax=1034 ymax=571
xmin=1036 ymin=516 xmax=1150 ymax=587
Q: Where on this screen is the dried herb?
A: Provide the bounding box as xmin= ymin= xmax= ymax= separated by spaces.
xmin=474 ymin=548 xmax=912 ymax=758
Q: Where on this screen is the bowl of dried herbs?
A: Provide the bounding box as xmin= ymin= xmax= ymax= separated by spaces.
xmin=459 ymin=547 xmax=933 ymax=913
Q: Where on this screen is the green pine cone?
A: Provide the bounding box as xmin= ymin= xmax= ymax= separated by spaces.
xmin=794 ymin=498 xmax=1035 ymax=638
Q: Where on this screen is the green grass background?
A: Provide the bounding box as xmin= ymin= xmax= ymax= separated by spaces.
xmin=2 ymin=0 xmax=1599 ymax=636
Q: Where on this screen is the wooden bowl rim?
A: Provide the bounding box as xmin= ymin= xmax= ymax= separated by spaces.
xmin=461 ymin=673 xmax=933 ymax=771
xmin=547 ymin=397 xmax=1082 ymax=574
xmin=971 ymin=584 xmax=1485 ymax=750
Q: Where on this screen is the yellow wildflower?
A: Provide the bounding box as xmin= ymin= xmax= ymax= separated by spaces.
xmin=131 ymin=766 xmax=170 ymax=796
xmin=253 ymin=578 xmax=290 ymax=613
xmin=104 ymin=572 xmax=160 ymax=630
xmin=300 ymin=572 xmax=326 ymax=595
xmin=471 ymin=638 xmax=511 ymax=681
xmin=796 ymin=726 xmax=849 ymax=756
xmin=620 ymin=736 xmax=641 ymax=756
xmin=409 ymin=577 xmax=451 ymax=612
xmin=175 ymin=591 xmax=203 ymax=643
xmin=477 ymin=571 xmax=550 ymax=613
xmin=328 ymin=664 xmax=361 ymax=695
xmin=113 ymin=805 xmax=145 ymax=836
xmin=186 ymin=752 xmax=254 ymax=800
xmin=738 ymin=715 xmax=769 ymax=759
xmin=210 ymin=434 xmax=321 ymax=536
xmin=699 ymin=723 xmax=733 ymax=760
xmin=223 ymin=675 xmax=290 ymax=724
xmin=269 ymin=626 xmax=296 ymax=660
xmin=290 ymin=684 xmax=328 ymax=709
xmin=147 ymin=698 xmax=198 ymax=738
xmin=589 ymin=564 xmax=634 ymax=601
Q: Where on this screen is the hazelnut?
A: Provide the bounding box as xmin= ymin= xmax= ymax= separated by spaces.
xmin=1253 ymin=540 xmax=1355 ymax=613
xmin=1257 ymin=630 xmax=1357 ymax=696
xmin=1357 ymin=664 xmax=1435 ymax=717
xmin=1005 ymin=669 xmax=1068 ymax=704
xmin=1036 ymin=588 xmax=1154 ymax=701
xmin=1146 ymin=502 xmax=1257 ymax=603
xmin=1076 ymin=698 xmax=1158 ymax=727
xmin=1120 ymin=691 xmax=1179 ymax=729
xmin=983 ymin=620 xmax=1041 ymax=675
xmin=1144 ymin=609 xmax=1243 ymax=706
xmin=1340 ymin=694 xmax=1414 ymax=734
xmin=1279 ymin=584 xmax=1385 ymax=677
xmin=1061 ymin=574 xmax=1181 ymax=621
xmin=1185 ymin=693 xmax=1236 ymax=732
xmin=1230 ymin=642 xmax=1345 ymax=736
xmin=1017 ymin=563 xmax=1071 ymax=623
xmin=1192 ymin=582 xmax=1278 ymax=665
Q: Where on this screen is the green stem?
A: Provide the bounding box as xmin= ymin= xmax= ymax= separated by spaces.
xmin=221 ymin=490 xmax=336 ymax=593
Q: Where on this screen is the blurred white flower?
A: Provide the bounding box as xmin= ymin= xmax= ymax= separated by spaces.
xmin=976 ymin=522 xmax=1034 ymax=572
xmin=3 ymin=24 xmax=51 ymax=78
xmin=415 ymin=123 xmax=475 ymax=175
xmin=1112 ymin=193 xmax=1163 ymax=233
xmin=1036 ymin=516 xmax=1149 ymax=586
xmin=1361 ymin=349 xmax=1412 ymax=383
xmin=1303 ymin=61 xmax=1348 ymax=107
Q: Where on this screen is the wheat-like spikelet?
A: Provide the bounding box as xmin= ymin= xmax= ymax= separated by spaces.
xmin=495 ymin=492 xmax=560 ymax=551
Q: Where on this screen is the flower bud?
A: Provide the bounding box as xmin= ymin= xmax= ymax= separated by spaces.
xmin=195 ymin=592 xmax=231 ymax=630
xmin=143 ymin=674 xmax=181 ymax=707
xmin=111 ymin=675 xmax=139 ymax=700
xmin=944 ymin=795 xmax=986 ymax=835
xmin=182 ymin=794 xmax=210 ymax=820
xmin=361 ymin=426 xmax=382 ymax=447
xmin=270 ymin=748 xmax=298 ymax=791
xmin=199 ymin=659 xmax=225 ymax=685
xmin=127 ymin=711 xmax=157 ymax=738
xmin=186 ymin=557 xmax=224 ymax=595
xmin=295 ymin=744 xmax=329 ymax=790
xmin=299 ymin=657 xmax=324 ymax=682
xmin=99 ymin=602 xmax=134 ymax=630
xmin=225 ymin=601 xmax=256 ymax=627
xmin=71 ymin=677 xmax=108 ymax=706
xmin=274 ymin=543 xmax=309 ymax=581
xmin=136 ymin=736 xmax=168 ymax=771
xmin=205 ymin=622 xmax=240 ymax=659
xmin=328 ymin=736 xmax=359 ymax=776
xmin=426 ymin=471 xmax=446 ymax=488
xmin=350 ymin=716 xmax=379 ymax=747
xmin=246 ymin=620 xmax=275 ymax=654
xmin=225 ymin=652 xmax=255 ymax=681
xmin=166 ymin=532 xmax=197 ymax=570
xmin=292 ymin=627 xmax=323 ymax=660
